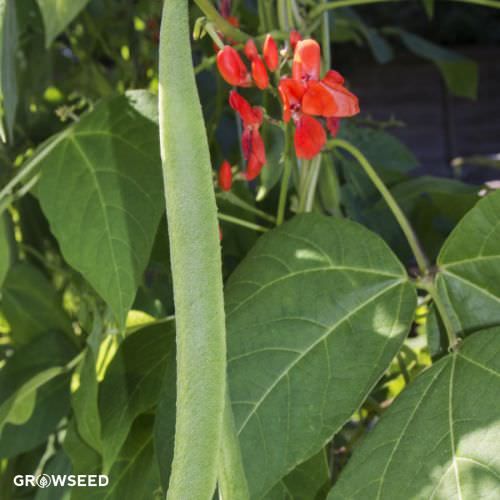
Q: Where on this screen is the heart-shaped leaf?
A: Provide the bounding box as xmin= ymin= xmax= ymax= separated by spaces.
xmin=437 ymin=191 xmax=500 ymax=335
xmin=226 ymin=214 xmax=416 ymax=497
xmin=35 ymin=95 xmax=164 ymax=329
xmin=329 ymin=327 xmax=500 ymax=499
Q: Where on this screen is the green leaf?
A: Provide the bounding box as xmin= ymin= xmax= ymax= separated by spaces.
xmin=0 ymin=0 xmax=17 ymax=143
xmin=225 ymin=214 xmax=417 ymax=497
xmin=364 ymin=176 xmax=478 ymax=262
xmin=0 ymin=330 xmax=76 ymax=447
xmin=0 ymin=375 xmax=72 ymax=458
xmin=264 ymin=449 xmax=331 ymax=500
xmin=35 ymin=95 xmax=165 ymax=329
xmin=36 ymin=0 xmax=90 ymax=47
xmin=437 ymin=191 xmax=500 ymax=336
xmin=1 ymin=262 xmax=73 ymax=345
xmin=99 ymin=320 xmax=175 ymax=472
xmin=329 ymin=327 xmax=500 ymax=499
xmin=394 ymin=29 xmax=478 ymax=99
xmin=35 ymin=449 xmax=72 ymax=500
xmin=70 ymin=415 xmax=161 ymax=500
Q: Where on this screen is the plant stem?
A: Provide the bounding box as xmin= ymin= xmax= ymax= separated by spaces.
xmin=159 ymin=1 xmax=227 ymax=498
xmin=303 ymin=154 xmax=322 ymax=212
xmin=217 ymin=191 xmax=276 ymax=223
xmin=418 ymin=279 xmax=459 ymax=351
xmin=331 ymin=138 xmax=429 ymax=275
xmin=310 ymin=0 xmax=399 ymax=17
xmin=276 ymin=124 xmax=294 ymax=225
xmin=321 ymin=0 xmax=331 ymax=73
xmin=218 ymin=213 xmax=269 ymax=232
xmin=218 ymin=389 xmax=250 ymax=500
xmin=194 ymin=0 xmax=249 ymax=42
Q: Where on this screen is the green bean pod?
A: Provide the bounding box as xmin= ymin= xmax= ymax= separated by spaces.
xmin=158 ymin=1 xmax=226 ymax=498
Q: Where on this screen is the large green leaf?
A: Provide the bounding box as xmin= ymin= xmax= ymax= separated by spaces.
xmin=264 ymin=449 xmax=331 ymax=500
xmin=329 ymin=327 xmax=500 ymax=499
xmin=36 ymin=0 xmax=90 ymax=47
xmin=99 ymin=320 xmax=175 ymax=472
xmin=35 ymin=95 xmax=164 ymax=329
xmin=0 ymin=330 xmax=76 ymax=451
xmin=225 ymin=214 xmax=417 ymax=498
xmin=70 ymin=415 xmax=160 ymax=500
xmin=1 ymin=262 xmax=73 ymax=345
xmin=0 ymin=0 xmax=17 ymax=142
xmin=437 ymin=191 xmax=500 ymax=335
xmin=393 ymin=29 xmax=478 ymax=99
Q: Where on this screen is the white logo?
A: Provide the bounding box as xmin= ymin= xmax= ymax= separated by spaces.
xmin=36 ymin=475 xmax=51 ymax=488
xmin=13 ymin=475 xmax=109 ymax=488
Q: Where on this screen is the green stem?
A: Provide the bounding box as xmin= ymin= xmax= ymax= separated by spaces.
xmin=321 ymin=0 xmax=331 ymax=73
xmin=217 ymin=192 xmax=276 ymax=223
xmin=218 ymin=389 xmax=250 ymax=500
xmin=276 ymin=124 xmax=294 ymax=225
xmin=419 ymin=280 xmax=459 ymax=351
xmin=331 ymin=138 xmax=429 ymax=275
xmin=194 ymin=0 xmax=249 ymax=42
xmin=159 ymin=1 xmax=227 ymax=498
xmin=303 ymin=154 xmax=322 ymax=212
xmin=218 ymin=213 xmax=269 ymax=232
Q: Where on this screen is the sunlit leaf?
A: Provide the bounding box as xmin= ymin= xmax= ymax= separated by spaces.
xmin=226 ymin=214 xmax=416 ymax=497
xmin=329 ymin=327 xmax=500 ymax=499
xmin=35 ymin=96 xmax=165 ymax=329
xmin=437 ymin=190 xmax=500 ymax=336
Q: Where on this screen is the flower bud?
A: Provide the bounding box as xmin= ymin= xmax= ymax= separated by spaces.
xmin=263 ymin=34 xmax=279 ymax=71
xmin=218 ymin=160 xmax=233 ymax=191
xmin=216 ymin=46 xmax=251 ymax=87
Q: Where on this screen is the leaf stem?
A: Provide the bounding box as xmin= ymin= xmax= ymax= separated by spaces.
xmin=276 ymin=124 xmax=294 ymax=225
xmin=330 ymin=138 xmax=429 ymax=275
xmin=218 ymin=213 xmax=269 ymax=232
xmin=194 ymin=0 xmax=250 ymax=42
xmin=303 ymin=154 xmax=322 ymax=212
xmin=217 ymin=192 xmax=276 ymax=223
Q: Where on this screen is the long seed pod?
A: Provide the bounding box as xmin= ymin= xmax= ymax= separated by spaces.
xmin=158 ymin=1 xmax=226 ymax=498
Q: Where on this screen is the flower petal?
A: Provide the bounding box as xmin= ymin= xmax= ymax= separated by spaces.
xmin=252 ymin=56 xmax=269 ymax=90
xmin=302 ymin=79 xmax=359 ymax=118
xmin=216 ymin=46 xmax=251 ymax=87
xmin=218 ymin=160 xmax=233 ymax=191
xmin=326 ymin=117 xmax=341 ymax=137
xmin=263 ymin=34 xmax=279 ymax=71
xmin=244 ymin=39 xmax=258 ymax=60
xmin=290 ymin=30 xmax=302 ymax=51
xmin=246 ymin=130 xmax=266 ymax=180
xmin=229 ymin=91 xmax=263 ymax=127
xmin=294 ymin=114 xmax=326 ymax=159
xmin=292 ymin=39 xmax=321 ymax=82
xmin=278 ymin=78 xmax=307 ymax=122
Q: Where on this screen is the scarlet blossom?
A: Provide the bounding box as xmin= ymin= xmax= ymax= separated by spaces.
xmin=251 ymin=56 xmax=269 ymax=89
xmin=218 ymin=160 xmax=233 ymax=191
xmin=326 ymin=117 xmax=341 ymax=137
xmin=278 ymin=39 xmax=359 ymax=159
xmin=229 ymin=91 xmax=266 ymax=180
xmin=263 ymin=34 xmax=279 ymax=71
xmin=290 ymin=30 xmax=302 ymax=50
xmin=244 ymin=39 xmax=258 ymax=60
xmin=217 ymin=46 xmax=251 ymax=87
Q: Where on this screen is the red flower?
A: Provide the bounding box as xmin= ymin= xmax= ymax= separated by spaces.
xmin=326 ymin=117 xmax=341 ymax=137
xmin=263 ymin=35 xmax=279 ymax=71
xmin=278 ymin=39 xmax=359 ymax=158
xmin=218 ymin=160 xmax=233 ymax=191
xmin=251 ymin=56 xmax=269 ymax=89
xmin=244 ymin=39 xmax=258 ymax=60
xmin=290 ymin=30 xmax=302 ymax=50
xmin=229 ymin=91 xmax=266 ymax=180
xmin=217 ymin=46 xmax=251 ymax=87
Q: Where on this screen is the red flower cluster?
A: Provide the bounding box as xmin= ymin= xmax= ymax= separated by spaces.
xmin=215 ymin=32 xmax=359 ymax=184
xmin=229 ymin=91 xmax=266 ymax=180
xmin=217 ymin=34 xmax=279 ymax=89
xmin=279 ymin=39 xmax=359 ymax=159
